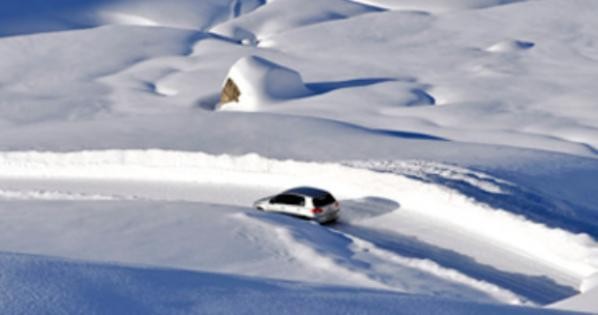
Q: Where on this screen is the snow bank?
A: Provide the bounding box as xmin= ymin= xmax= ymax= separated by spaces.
xmin=0 ymin=252 xmax=570 ymax=315
xmin=218 ymin=55 xmax=311 ymax=110
xmin=0 ymin=150 xmax=596 ymax=283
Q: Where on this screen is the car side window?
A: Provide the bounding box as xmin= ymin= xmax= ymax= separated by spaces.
xmin=287 ymin=195 xmax=305 ymax=206
xmin=270 ymin=195 xmax=286 ymax=204
xmin=313 ymin=194 xmax=336 ymax=207
xmin=271 ymin=194 xmax=305 ymax=206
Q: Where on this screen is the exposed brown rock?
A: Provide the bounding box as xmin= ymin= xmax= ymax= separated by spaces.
xmin=219 ymin=78 xmax=241 ymax=104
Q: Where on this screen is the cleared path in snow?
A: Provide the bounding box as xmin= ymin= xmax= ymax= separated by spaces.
xmin=0 ymin=150 xmax=590 ymax=305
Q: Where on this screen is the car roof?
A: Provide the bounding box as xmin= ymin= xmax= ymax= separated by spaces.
xmin=283 ymin=187 xmax=330 ymax=198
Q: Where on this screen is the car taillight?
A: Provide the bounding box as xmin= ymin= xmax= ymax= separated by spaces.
xmin=311 ymin=208 xmax=323 ymax=214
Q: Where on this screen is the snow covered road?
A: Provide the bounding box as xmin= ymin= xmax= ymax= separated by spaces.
xmin=0 ymin=150 xmax=591 ymax=307
xmin=2 ymin=0 xmax=598 ymax=312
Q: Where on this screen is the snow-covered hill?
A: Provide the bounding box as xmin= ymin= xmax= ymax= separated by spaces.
xmin=0 ymin=0 xmax=597 ymax=313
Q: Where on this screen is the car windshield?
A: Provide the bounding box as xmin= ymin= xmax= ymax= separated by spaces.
xmin=313 ymin=194 xmax=335 ymax=207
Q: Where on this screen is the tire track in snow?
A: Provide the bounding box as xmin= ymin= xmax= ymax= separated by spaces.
xmin=0 ymin=149 xmax=591 ymax=305
xmin=235 ymin=211 xmax=525 ymax=305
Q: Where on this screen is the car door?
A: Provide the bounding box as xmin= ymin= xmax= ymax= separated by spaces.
xmin=268 ymin=195 xmax=288 ymax=212
xmin=284 ymin=195 xmax=306 ymax=216
xmin=269 ymin=194 xmax=305 ymax=216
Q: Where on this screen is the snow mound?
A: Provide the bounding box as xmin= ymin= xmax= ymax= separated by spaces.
xmin=218 ymin=56 xmax=312 ymax=110
xmin=486 ymin=39 xmax=535 ymax=53
xmin=210 ymin=0 xmax=380 ymax=43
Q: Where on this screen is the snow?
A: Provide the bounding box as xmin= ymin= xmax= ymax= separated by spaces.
xmin=0 ymin=253 xmax=576 ymax=315
xmin=0 ymin=0 xmax=266 ymax=37
xmin=219 ymin=55 xmax=311 ymax=110
xmin=486 ymin=39 xmax=536 ymax=53
xmin=0 ymin=150 xmax=593 ymax=304
xmin=551 ymin=286 xmax=598 ymax=314
xmin=350 ymin=0 xmax=526 ymax=13
xmin=1 ymin=0 xmax=598 ymax=313
xmin=210 ymin=0 xmax=379 ymax=43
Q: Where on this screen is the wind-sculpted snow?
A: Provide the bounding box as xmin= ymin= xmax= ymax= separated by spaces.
xmin=0 ymin=150 xmax=595 ymax=283
xmin=0 ymin=0 xmax=266 ymax=37
xmin=210 ymin=0 xmax=381 ymax=43
xmin=256 ymin=0 xmax=598 ymax=157
xmin=1 ymin=0 xmax=598 ymax=312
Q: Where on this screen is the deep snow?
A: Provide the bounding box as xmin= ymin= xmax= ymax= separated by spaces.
xmin=0 ymin=0 xmax=597 ymax=313
xmin=0 ymin=252 xmax=578 ymax=315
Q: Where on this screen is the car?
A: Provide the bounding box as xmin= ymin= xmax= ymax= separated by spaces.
xmin=253 ymin=187 xmax=341 ymax=224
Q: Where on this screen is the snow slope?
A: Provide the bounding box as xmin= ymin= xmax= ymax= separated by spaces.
xmin=0 ymin=0 xmax=266 ymax=37
xmin=552 ymin=287 xmax=598 ymax=314
xmin=1 ymin=0 xmax=597 ymax=313
xmin=0 ymin=252 xmax=577 ymax=315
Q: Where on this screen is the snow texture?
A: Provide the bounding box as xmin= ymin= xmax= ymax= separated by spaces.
xmin=219 ymin=55 xmax=311 ymax=110
xmin=1 ymin=0 xmax=597 ymax=313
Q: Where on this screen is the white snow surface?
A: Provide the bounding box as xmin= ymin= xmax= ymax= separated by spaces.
xmin=219 ymin=55 xmax=311 ymax=110
xmin=0 ymin=150 xmax=595 ymax=282
xmin=0 ymin=252 xmax=576 ymax=315
xmin=1 ymin=0 xmax=598 ymax=313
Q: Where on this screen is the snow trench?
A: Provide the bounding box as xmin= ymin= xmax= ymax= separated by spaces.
xmin=0 ymin=150 xmax=595 ymax=283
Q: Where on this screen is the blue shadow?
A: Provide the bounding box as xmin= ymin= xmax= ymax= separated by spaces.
xmin=397 ymin=170 xmax=598 ymax=239
xmin=332 ymin=221 xmax=579 ymax=305
xmin=306 ymin=78 xmax=399 ymax=94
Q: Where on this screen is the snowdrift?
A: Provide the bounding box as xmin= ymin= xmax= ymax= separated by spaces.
xmin=0 ymin=150 xmax=596 ymax=284
xmin=218 ymin=56 xmax=312 ymax=110
xmin=210 ymin=0 xmax=380 ymax=43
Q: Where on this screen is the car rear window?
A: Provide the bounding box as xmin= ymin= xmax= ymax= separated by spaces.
xmin=313 ymin=194 xmax=336 ymax=207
